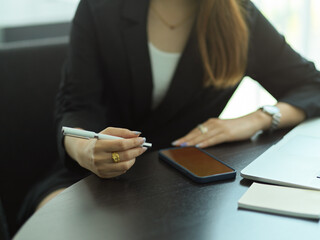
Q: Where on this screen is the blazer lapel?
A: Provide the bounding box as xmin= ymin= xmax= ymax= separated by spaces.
xmin=145 ymin=28 xmax=204 ymax=128
xmin=122 ymin=0 xmax=153 ymax=125
xmin=121 ymin=0 xmax=204 ymax=129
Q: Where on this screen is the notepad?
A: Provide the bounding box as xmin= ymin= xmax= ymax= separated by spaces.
xmin=238 ymin=183 xmax=320 ymax=219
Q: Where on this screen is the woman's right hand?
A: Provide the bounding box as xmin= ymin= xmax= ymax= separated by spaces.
xmin=64 ymin=127 xmax=147 ymax=178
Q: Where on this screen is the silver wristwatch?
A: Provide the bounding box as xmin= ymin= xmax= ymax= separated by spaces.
xmin=260 ymin=105 xmax=281 ymax=133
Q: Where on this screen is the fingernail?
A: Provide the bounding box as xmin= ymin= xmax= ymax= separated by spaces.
xmin=171 ymin=140 xmax=178 ymax=146
xmin=180 ymin=142 xmax=188 ymax=147
xmin=133 ymin=131 xmax=142 ymax=135
xmin=196 ymin=143 xmax=202 ymax=148
xmin=142 ymin=147 xmax=147 ymax=152
xmin=138 ymin=137 xmax=146 ymax=145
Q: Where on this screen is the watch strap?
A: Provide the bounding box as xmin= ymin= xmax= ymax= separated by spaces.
xmin=269 ymin=111 xmax=281 ymax=133
xmin=260 ymin=106 xmax=282 ymax=133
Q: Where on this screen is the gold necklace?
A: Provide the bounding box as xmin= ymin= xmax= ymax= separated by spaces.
xmin=150 ymin=4 xmax=196 ymax=30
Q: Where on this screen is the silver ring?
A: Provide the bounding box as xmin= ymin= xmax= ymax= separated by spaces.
xmin=197 ymin=124 xmax=208 ymax=134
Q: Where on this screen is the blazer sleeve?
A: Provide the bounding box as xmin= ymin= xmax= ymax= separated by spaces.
xmin=55 ymin=0 xmax=107 ymax=173
xmin=246 ymin=2 xmax=320 ymax=118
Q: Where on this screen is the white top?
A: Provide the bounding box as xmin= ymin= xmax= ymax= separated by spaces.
xmin=148 ymin=42 xmax=181 ymax=109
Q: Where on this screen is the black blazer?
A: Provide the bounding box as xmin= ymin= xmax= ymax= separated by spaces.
xmin=55 ymin=0 xmax=320 ymax=171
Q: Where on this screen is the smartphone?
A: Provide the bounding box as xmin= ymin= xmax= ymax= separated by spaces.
xmin=159 ymin=146 xmax=236 ymax=183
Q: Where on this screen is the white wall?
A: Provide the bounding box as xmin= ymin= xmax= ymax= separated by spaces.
xmin=220 ymin=0 xmax=320 ymax=119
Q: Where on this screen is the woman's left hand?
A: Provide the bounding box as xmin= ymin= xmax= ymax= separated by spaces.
xmin=172 ymin=115 xmax=264 ymax=148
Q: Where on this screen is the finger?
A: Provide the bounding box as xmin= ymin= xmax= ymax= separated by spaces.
xmin=95 ymin=161 xmax=135 ymax=178
xmin=101 ymin=127 xmax=141 ymax=138
xmin=111 ymin=146 xmax=147 ymax=163
xmin=92 ymin=145 xmax=147 ymax=164
xmin=172 ymin=128 xmax=201 ymax=146
xmin=195 ymin=133 xmax=228 ymax=148
xmin=173 ymin=125 xmax=223 ymax=147
xmin=184 ymin=128 xmax=222 ymax=146
xmin=95 ymin=137 xmax=146 ymax=152
xmin=97 ymin=159 xmax=136 ymax=178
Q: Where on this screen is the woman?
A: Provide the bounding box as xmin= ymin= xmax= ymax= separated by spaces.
xmin=18 ymin=0 xmax=320 ymax=226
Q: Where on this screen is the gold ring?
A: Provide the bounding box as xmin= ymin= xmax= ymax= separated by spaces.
xmin=197 ymin=124 xmax=208 ymax=134
xmin=111 ymin=152 xmax=120 ymax=163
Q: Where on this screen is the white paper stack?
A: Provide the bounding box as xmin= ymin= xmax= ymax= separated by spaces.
xmin=238 ymin=182 xmax=320 ymax=219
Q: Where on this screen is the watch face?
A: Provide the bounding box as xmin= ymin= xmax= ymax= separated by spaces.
xmin=263 ymin=105 xmax=280 ymax=115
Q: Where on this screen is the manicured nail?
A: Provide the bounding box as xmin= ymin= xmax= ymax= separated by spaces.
xmin=171 ymin=140 xmax=178 ymax=146
xmin=138 ymin=138 xmax=146 ymax=146
xmin=196 ymin=143 xmax=203 ymax=148
xmin=133 ymin=131 xmax=142 ymax=135
xmin=180 ymin=142 xmax=188 ymax=147
xmin=142 ymin=147 xmax=148 ymax=152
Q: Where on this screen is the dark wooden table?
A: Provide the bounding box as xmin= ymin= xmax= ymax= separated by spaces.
xmin=14 ymin=130 xmax=320 ymax=240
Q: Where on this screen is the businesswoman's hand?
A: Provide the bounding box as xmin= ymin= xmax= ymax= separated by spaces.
xmin=172 ymin=115 xmax=262 ymax=148
xmin=172 ymin=102 xmax=306 ymax=148
xmin=64 ymin=127 xmax=147 ymax=178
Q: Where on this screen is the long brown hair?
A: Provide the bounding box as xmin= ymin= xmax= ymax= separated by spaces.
xmin=197 ymin=0 xmax=249 ymax=88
